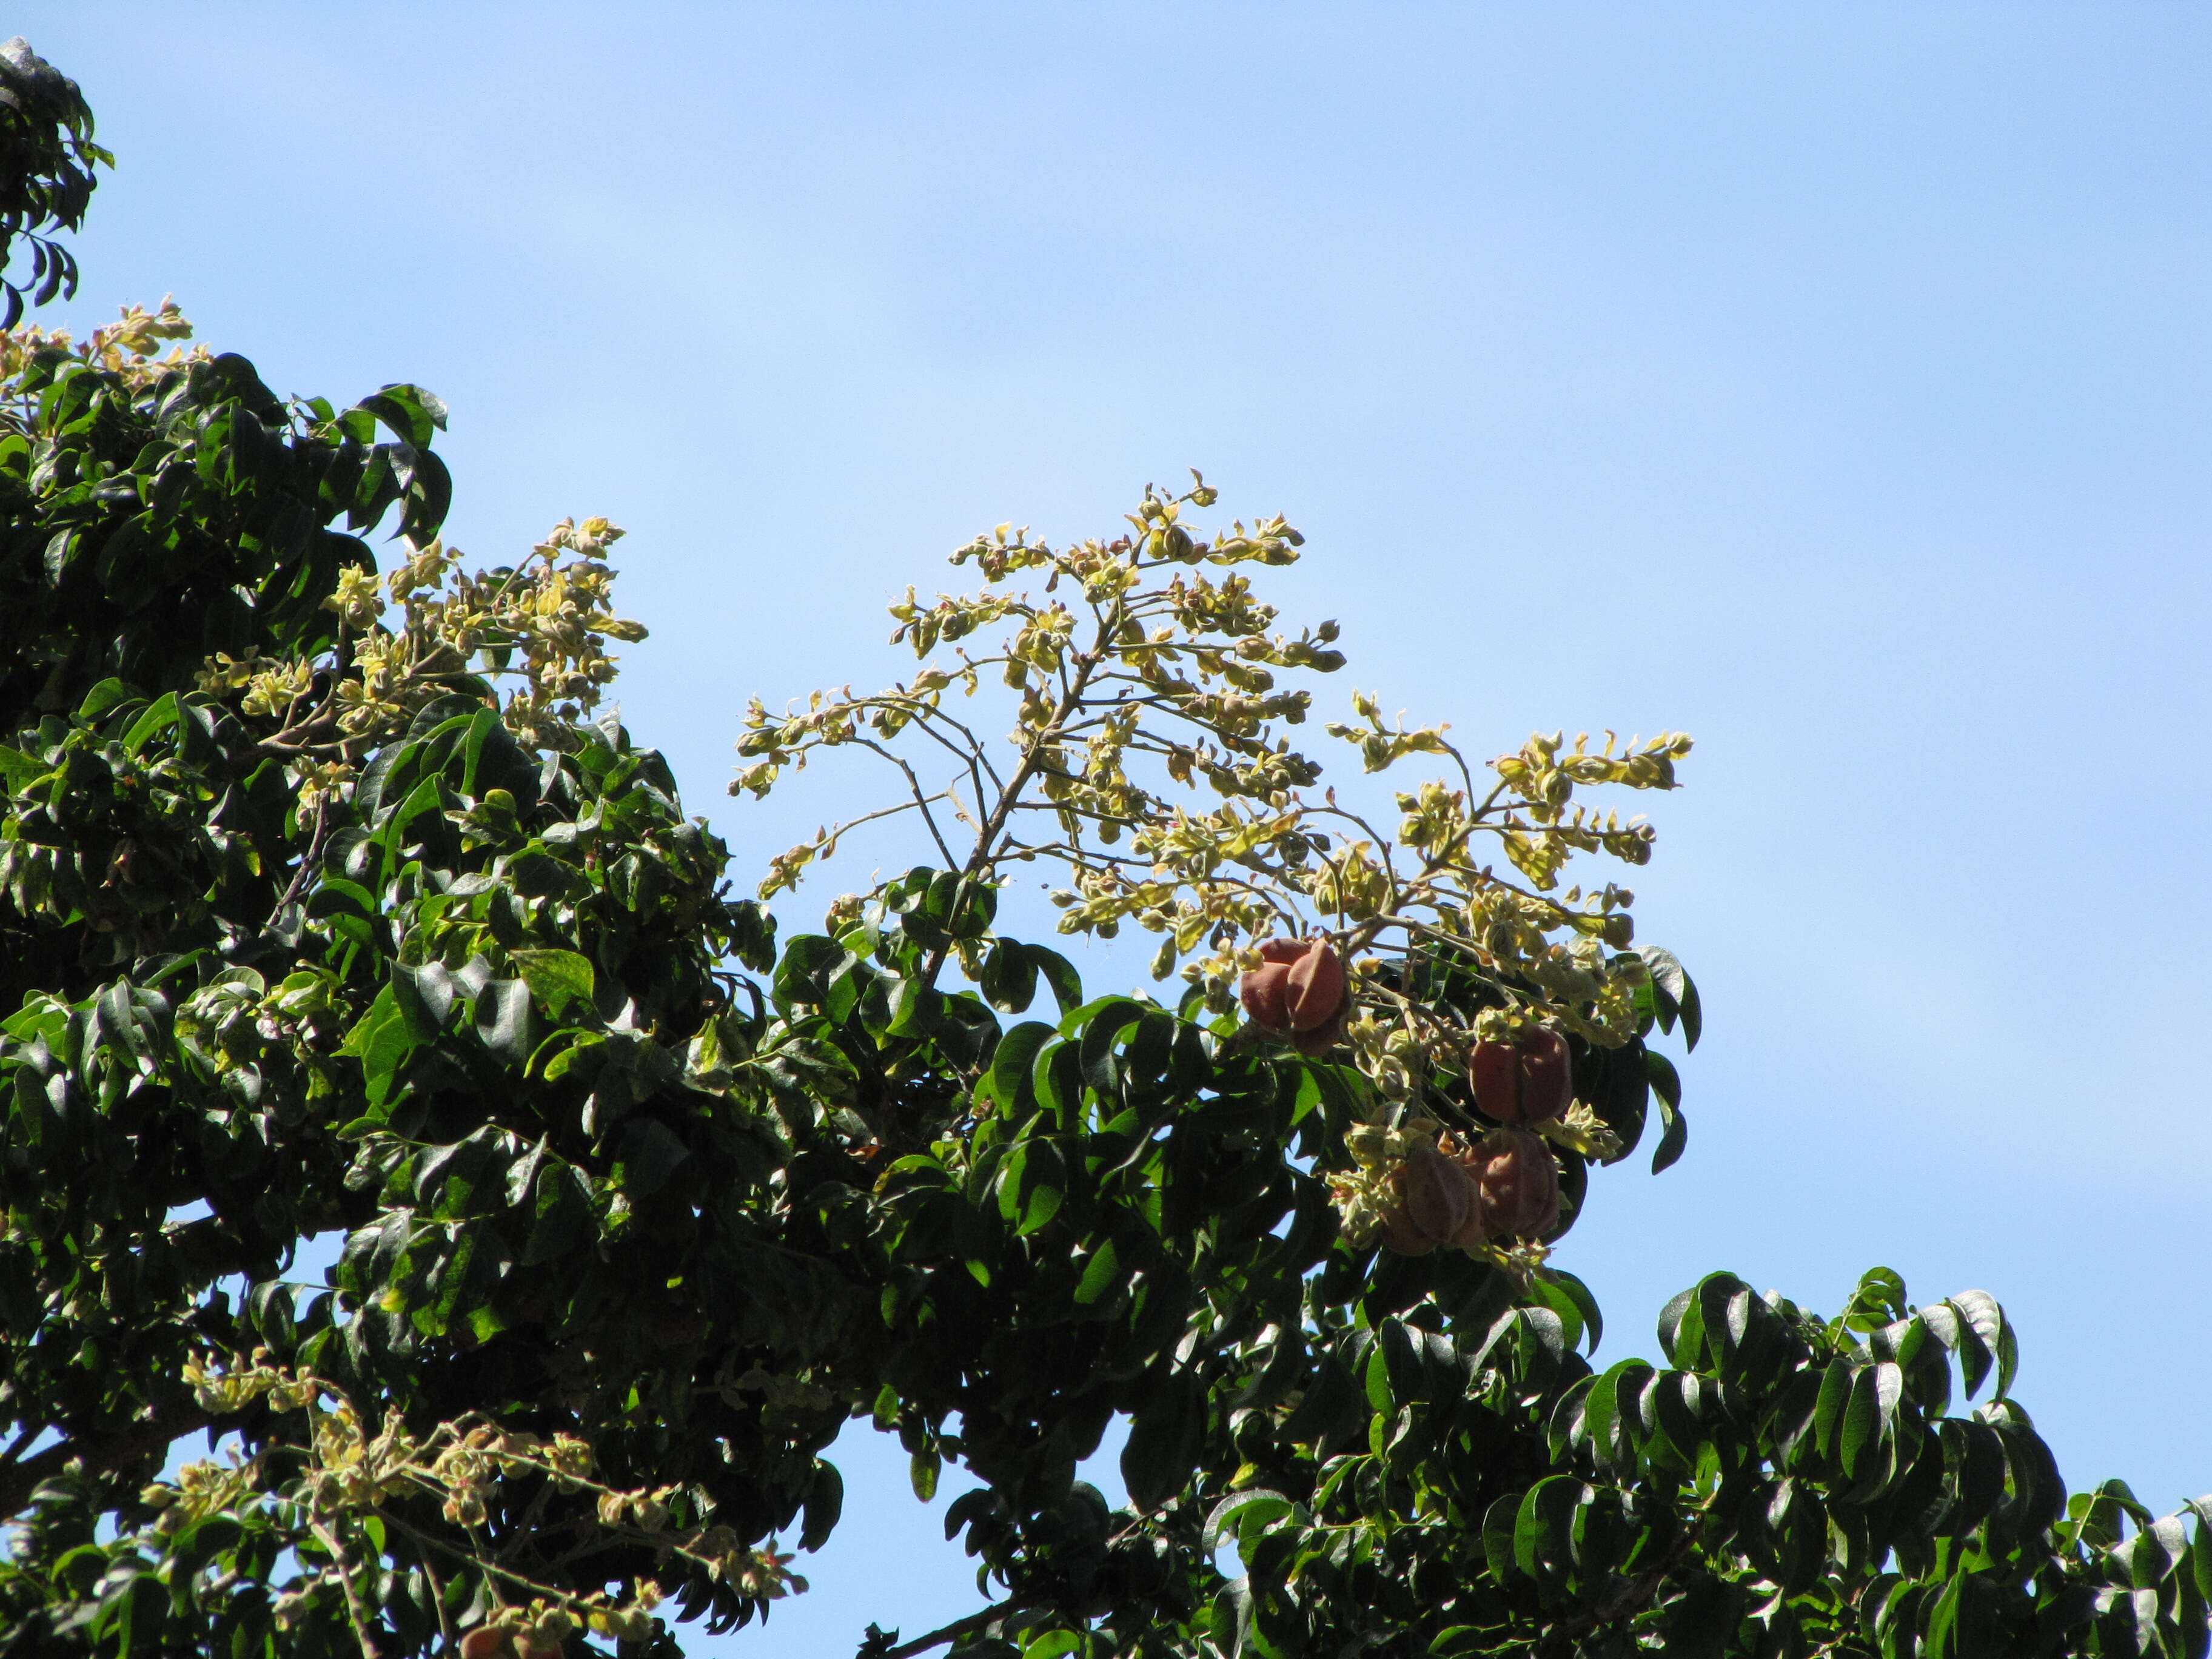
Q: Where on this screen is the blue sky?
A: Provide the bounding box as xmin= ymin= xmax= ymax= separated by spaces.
xmin=22 ymin=4 xmax=2212 ymax=1652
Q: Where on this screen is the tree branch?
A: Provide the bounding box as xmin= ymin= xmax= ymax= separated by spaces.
xmin=863 ymin=1604 xmax=1007 ymax=1659
xmin=0 ymin=1403 xmax=210 ymax=1518
xmin=310 ymin=1517 xmax=389 ymax=1659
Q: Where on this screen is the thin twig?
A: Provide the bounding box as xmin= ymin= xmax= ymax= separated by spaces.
xmin=817 ymin=796 xmax=946 ymax=849
xmin=919 ymin=610 xmax=1121 ymax=987
xmin=872 ymin=1603 xmax=1007 ymax=1659
xmin=414 ymin=1528 xmax=457 ymax=1656
xmin=853 ymin=738 xmax=959 ymax=867
xmin=267 ymin=791 xmax=332 ymax=925
xmin=309 ymin=1518 xmax=387 ymax=1659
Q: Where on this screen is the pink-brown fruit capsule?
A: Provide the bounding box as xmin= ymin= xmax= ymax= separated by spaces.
xmin=1283 ymin=939 xmax=1346 ymax=1033
xmin=1469 ymin=1027 xmax=1572 ymax=1125
xmin=1290 ymin=1008 xmax=1347 ymax=1057
xmin=1240 ymin=938 xmax=1347 ymax=1039
xmin=1379 ymin=1139 xmax=1476 ymax=1255
xmin=1464 ymin=1128 xmax=1561 ymax=1239
xmin=1237 ymin=939 xmax=1304 ymax=1033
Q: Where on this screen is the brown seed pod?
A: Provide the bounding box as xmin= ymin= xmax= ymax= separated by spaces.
xmin=1237 ymin=939 xmax=1301 ymax=1033
xmin=1463 ymin=1128 xmax=1561 ymax=1239
xmin=1239 ymin=938 xmax=1347 ymax=1039
xmin=1283 ymin=940 xmax=1345 ymax=1033
xmin=1378 ymin=1140 xmax=1476 ymax=1256
xmin=1290 ymin=1005 xmax=1348 ymax=1057
xmin=1469 ymin=1027 xmax=1572 ymax=1125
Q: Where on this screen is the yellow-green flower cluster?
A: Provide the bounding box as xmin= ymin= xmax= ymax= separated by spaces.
xmin=730 ymin=477 xmax=1697 ymax=1139
xmin=0 ymin=296 xmax=207 ymax=409
xmin=170 ymin=1350 xmax=771 ymax=1646
xmin=192 ymin=515 xmax=649 ymax=811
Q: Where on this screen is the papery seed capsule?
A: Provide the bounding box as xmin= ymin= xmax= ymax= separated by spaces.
xmin=1380 ymin=1141 xmax=1478 ymax=1256
xmin=1284 ymin=940 xmax=1346 ymax=1034
xmin=1462 ymin=1128 xmax=1561 ymax=1239
xmin=1238 ymin=939 xmax=1307 ymax=1033
xmin=1402 ymin=1141 xmax=1471 ymax=1244
xmin=1469 ymin=1027 xmax=1572 ymax=1125
xmin=1241 ymin=937 xmax=1349 ymax=1046
xmin=1291 ymin=1010 xmax=1347 ymax=1057
xmin=1238 ymin=960 xmax=1292 ymax=1032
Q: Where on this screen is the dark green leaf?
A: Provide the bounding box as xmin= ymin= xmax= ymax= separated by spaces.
xmin=800 ymin=1460 xmax=844 ymax=1552
xmin=987 ymin=1021 xmax=1056 ymax=1113
xmin=614 ymin=1118 xmax=690 ymax=1199
xmin=1122 ymin=1375 xmax=1202 ymax=1511
xmin=509 ymin=948 xmax=596 ymax=1019
xmin=1513 ymin=1476 xmax=1583 ymax=1581
xmin=472 ymin=979 xmax=532 ymax=1064
xmin=1650 ymin=1093 xmax=1687 ymax=1175
xmin=1074 ymin=1238 xmax=1122 ymax=1305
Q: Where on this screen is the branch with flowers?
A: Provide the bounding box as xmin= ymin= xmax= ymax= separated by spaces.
xmin=4 ymin=301 xmax=652 ymax=813
xmin=0 ymin=295 xmax=203 ymax=406
xmin=198 ymin=515 xmax=650 ymax=779
xmin=730 ymin=475 xmax=1701 ymax=1281
xmin=141 ymin=1350 xmax=802 ymax=1658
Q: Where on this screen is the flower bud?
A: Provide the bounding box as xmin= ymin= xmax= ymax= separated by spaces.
xmin=521 ymin=1607 xmax=575 ymax=1657
xmin=1469 ymin=1027 xmax=1572 ymax=1125
xmin=604 ymin=1608 xmax=656 ymax=1641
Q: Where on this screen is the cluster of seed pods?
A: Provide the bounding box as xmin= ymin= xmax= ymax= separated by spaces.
xmin=1239 ymin=940 xmax=1578 ymax=1255
xmin=1377 ymin=1128 xmax=1562 ymax=1254
xmin=1375 ymin=1024 xmax=1576 ymax=1252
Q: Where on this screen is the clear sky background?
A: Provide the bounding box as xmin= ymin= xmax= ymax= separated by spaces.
xmin=20 ymin=5 xmax=2212 ymax=1655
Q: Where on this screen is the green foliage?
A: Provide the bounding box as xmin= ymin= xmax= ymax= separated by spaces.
xmin=0 ymin=292 xmax=795 ymax=1654
xmin=0 ymin=39 xmax=2206 ymax=1659
xmin=0 ymin=38 xmax=105 ymax=328
xmin=0 ymin=310 xmax=448 ymax=765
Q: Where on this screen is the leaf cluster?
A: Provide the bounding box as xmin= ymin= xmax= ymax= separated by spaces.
xmin=0 ymin=38 xmax=106 ymax=327
xmin=0 ymin=302 xmax=803 ymax=1655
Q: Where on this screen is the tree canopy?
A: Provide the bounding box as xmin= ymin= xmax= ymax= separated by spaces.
xmin=1 ymin=37 xmax=2207 ymax=1659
